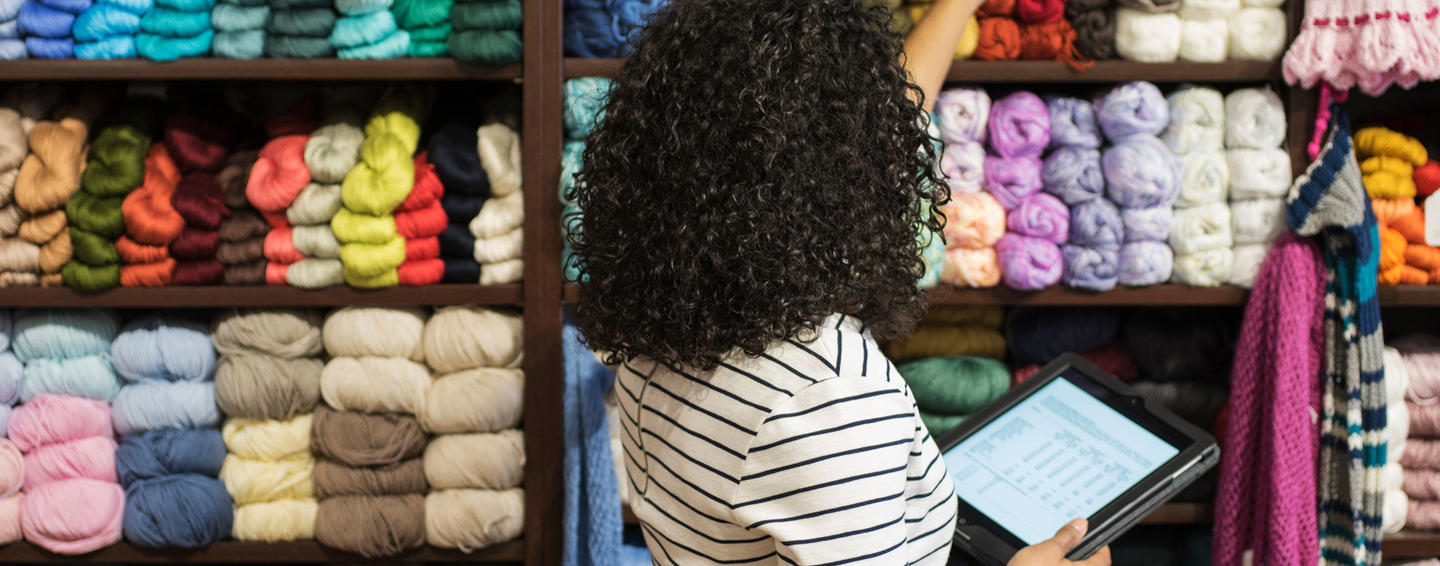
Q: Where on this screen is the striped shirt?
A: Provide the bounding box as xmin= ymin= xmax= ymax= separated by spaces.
xmin=614 ymin=314 xmax=957 ymax=565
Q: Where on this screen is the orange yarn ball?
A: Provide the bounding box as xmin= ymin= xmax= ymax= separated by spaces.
xmin=1380 ymin=228 xmax=1408 ymax=272
xmin=1406 ymin=245 xmax=1440 ymax=270
xmin=1392 ymin=208 xmax=1428 ymax=245
xmin=1018 ymin=21 xmax=1093 ymax=71
xmin=979 ymin=0 xmax=1016 ymax=17
xmin=122 ymin=145 xmax=185 ymax=246
xmin=1372 ymin=198 xmax=1416 ymax=228
xmin=119 ymin=258 xmax=175 ymax=287
xmin=116 ymin=237 xmax=171 ymax=264
xmin=975 ymin=17 xmax=1022 ymax=61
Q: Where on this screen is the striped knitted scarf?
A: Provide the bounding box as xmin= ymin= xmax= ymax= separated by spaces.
xmin=1286 ymin=105 xmax=1388 ymax=566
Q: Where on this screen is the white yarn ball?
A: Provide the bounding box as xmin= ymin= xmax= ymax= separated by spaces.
xmin=1179 ymin=18 xmax=1228 ymax=63
xmin=422 ymin=306 xmax=523 ymax=373
xmin=1227 ymin=7 xmax=1287 ymax=62
xmin=1224 ymin=88 xmax=1286 ymax=149
xmin=423 ymin=430 xmax=525 ymax=490
xmin=1176 ymin=151 xmax=1229 ymax=207
xmin=1163 ymin=88 xmax=1225 ymax=155
xmin=320 ymin=357 xmax=432 ymax=415
xmin=1226 ymin=148 xmax=1292 ymax=200
xmin=322 ymin=307 xmax=426 ymax=361
xmin=474 ymin=227 xmax=523 ymax=264
xmin=1230 ymin=197 xmax=1287 ymax=244
xmin=480 ymin=259 xmax=524 ymax=285
xmin=1226 ymin=243 xmax=1269 ymax=287
xmin=1115 ymin=9 xmax=1181 ymax=63
xmin=1171 ymin=248 xmax=1234 ymax=287
xmin=1178 ymin=0 xmax=1239 ymax=19
xmin=1169 ymin=202 xmax=1233 ymax=254
xmin=425 ymin=488 xmax=525 ymax=552
xmin=469 ymin=192 xmax=524 ymax=239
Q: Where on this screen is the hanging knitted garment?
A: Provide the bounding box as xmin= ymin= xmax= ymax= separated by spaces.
xmin=1287 ymin=104 xmax=1388 ymax=566
xmin=1211 ymin=232 xmax=1323 ymax=566
xmin=561 ymin=321 xmax=622 ymax=566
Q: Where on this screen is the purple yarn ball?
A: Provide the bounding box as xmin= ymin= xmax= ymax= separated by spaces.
xmin=1096 ymin=81 xmax=1170 ymax=143
xmin=1042 ymin=146 xmax=1104 ymax=205
xmin=988 ymin=91 xmax=1051 ymax=159
xmin=940 ymin=141 xmax=986 ymax=193
xmin=1046 ymin=96 xmax=1102 ymax=149
xmin=1103 ymin=134 xmax=1180 ymax=208
xmin=984 ymin=155 xmax=1043 ymax=210
xmin=935 ymin=88 xmax=991 ymax=145
xmin=1069 ymin=199 xmax=1123 ymax=247
xmin=1061 ymin=244 xmax=1118 ymax=291
xmin=1122 ymin=205 xmax=1172 ymax=242
xmin=1118 ymin=241 xmax=1174 ymax=286
xmin=996 ymin=233 xmax=1063 ymax=291
xmin=1008 ymin=193 xmax=1069 ymax=244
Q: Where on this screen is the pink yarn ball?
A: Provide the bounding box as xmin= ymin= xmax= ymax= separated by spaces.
xmin=941 ymin=192 xmax=1006 ymax=249
xmin=0 ymin=494 xmax=22 ymax=545
xmin=0 ymin=439 xmax=21 ymax=497
xmin=21 ymin=478 xmax=124 ymax=555
xmin=23 ymin=437 xmax=118 ymax=490
xmin=9 ymin=395 xmax=113 ymax=452
xmin=983 ymin=155 xmax=1044 ymax=210
xmin=941 ymin=247 xmax=1002 ymax=288
xmin=1006 ymin=193 xmax=1070 ymax=244
xmin=995 ymin=233 xmax=1063 ymax=291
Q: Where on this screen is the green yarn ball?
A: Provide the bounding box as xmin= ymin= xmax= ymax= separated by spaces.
xmin=897 ymin=355 xmax=1011 ymax=416
xmin=81 ymin=126 xmax=151 ymax=197
xmin=265 ymin=35 xmax=336 ymax=58
xmin=68 ymin=229 xmax=121 ymax=266
xmin=449 ymin=0 xmax=519 ymax=31
xmin=406 ymin=22 xmax=448 ymax=42
xmin=920 ymin=411 xmax=967 ymax=437
xmin=66 ymin=192 xmax=126 ymax=237
xmin=63 ymin=261 xmax=121 ymax=292
xmin=408 ymin=40 xmax=446 ymax=57
xmin=268 ymin=8 xmax=338 ymax=37
xmin=448 ymin=29 xmax=520 ymax=64
xmin=391 ymin=0 xmax=449 ymax=29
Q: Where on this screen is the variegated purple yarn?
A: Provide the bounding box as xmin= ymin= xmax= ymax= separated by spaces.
xmin=1118 ymin=240 xmax=1173 ymax=285
xmin=935 ymin=88 xmax=990 ymax=145
xmin=1007 ymin=192 xmax=1069 ymax=244
xmin=1069 ymin=199 xmax=1124 ymax=247
xmin=1096 ymin=81 xmax=1170 ymax=142
xmin=996 ymin=233 xmax=1063 ymax=290
xmin=987 ymin=91 xmax=1051 ymax=158
xmin=1102 ymin=134 xmax=1180 ymax=208
xmin=1046 ymin=96 xmax=1102 ymax=149
xmin=940 ymin=141 xmax=986 ymax=193
xmin=1061 ymin=244 xmax=1118 ymax=291
xmin=983 ymin=155 xmax=1043 ymax=210
xmin=1042 ymin=146 xmax=1104 ymax=205
xmin=1121 ymin=205 xmax=1172 ymax=242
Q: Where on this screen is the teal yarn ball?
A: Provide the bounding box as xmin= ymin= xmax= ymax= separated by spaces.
xmin=336 ymin=26 xmax=405 ymax=58
xmin=405 ymin=20 xmax=445 ymax=41
xmin=328 ymin=9 xmax=395 ymax=48
xmin=75 ymin=36 xmax=136 ymax=58
xmin=897 ymin=355 xmax=1010 ymax=416
xmin=212 ymin=29 xmax=264 ymax=57
xmin=264 ymin=34 xmax=333 ymax=57
xmin=407 ymin=38 xmax=443 ymax=56
xmin=335 ymin=0 xmax=387 ymax=15
xmin=210 ymin=3 xmax=268 ymax=31
xmin=152 ymin=0 xmax=211 ymax=12
xmin=110 ymin=317 xmax=216 ymax=383
xmin=136 ymin=28 xmax=214 ymax=60
xmin=12 ymin=309 xmax=119 ymax=361
xmin=140 ymin=6 xmax=213 ymax=38
xmin=389 ymin=0 xmax=445 ymax=28
xmin=920 ymin=411 xmax=967 ymax=436
xmin=112 ymin=381 xmax=220 ymax=435
xmin=563 ymin=77 xmax=612 ymax=140
xmin=104 ymin=0 xmax=154 ymax=12
xmin=271 ymin=0 xmax=329 ymax=9
xmin=559 ymin=140 xmax=584 ymax=201
xmin=449 ymin=0 xmax=519 ymax=31
xmin=72 ymin=3 xmax=141 ymax=41
xmin=21 ymin=355 xmax=123 ymax=402
xmin=448 ymin=28 xmax=518 ymax=64
xmin=267 ymin=7 xmax=336 ymax=36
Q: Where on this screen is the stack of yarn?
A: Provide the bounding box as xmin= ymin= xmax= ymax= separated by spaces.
xmin=1113 ymin=0 xmax=1179 ymax=62
xmin=1394 ymin=335 xmax=1440 ymax=531
xmin=1045 ymin=95 xmax=1113 ymax=290
xmin=905 ymin=1 xmax=979 ymax=60
xmin=74 ymin=0 xmax=152 ymax=59
xmin=136 ymin=0 xmax=214 ymax=61
xmin=15 ymin=97 xmax=95 ymax=287
xmin=167 ymin=115 xmax=232 ymax=285
xmin=448 ymin=0 xmax=519 ymax=64
xmin=64 ymin=100 xmax=159 ymax=291
xmin=248 ymin=106 xmax=315 ymax=286
xmin=559 ymin=77 xmax=609 ymax=283
xmin=110 ymin=317 xmax=232 ymax=549
xmin=264 ymin=0 xmax=334 ymax=58
xmin=312 ymin=307 xmax=429 ymax=557
xmin=1223 ymin=88 xmax=1289 ymax=287
xmin=336 ymin=89 xmax=429 ymax=288
xmin=562 ymin=0 xmax=658 ymax=59
xmin=392 ymin=152 xmax=446 ymax=286
xmin=117 ymin=141 xmax=182 ymax=286
xmin=18 ymin=0 xmax=91 ymax=58
xmin=430 ymin=108 xmax=486 ymax=283
xmin=989 ymin=91 xmax=1063 ymax=291
xmin=390 ymin=0 xmax=445 ymax=57
xmin=1376 ymin=345 xmax=1410 ymax=534
xmin=1360 ymin=127 xmax=1439 ymax=286
xmin=469 ymin=121 xmax=523 ymax=285
xmin=1098 ymin=81 xmax=1179 ymax=286
xmin=0 ymin=0 xmax=21 ymax=58
xmin=0 ymin=311 xmax=18 ymax=544
xmin=1162 ymin=87 xmax=1232 ymax=286
xmin=328 ymin=0 xmax=404 ymax=59
xmin=216 ymin=150 xmax=268 ymax=284
xmin=1285 ymin=0 xmax=1433 ymax=95
xmin=0 ymin=91 xmax=36 ymax=285
xmin=1066 ymin=0 xmax=1114 ymax=61
xmin=289 ymin=90 xmax=367 ymax=289
xmin=213 ymin=308 xmax=324 ymax=542
xmin=934 ymin=88 xmax=1002 ymax=288
xmin=895 ymin=305 xmax=1008 ymax=435
xmin=1178 ymin=0 xmax=1285 ymax=63
xmin=419 ymin=306 xmax=524 ymax=551
xmin=9 ymin=309 xmax=125 ymax=555
xmin=210 ymin=0 xmax=267 ymax=58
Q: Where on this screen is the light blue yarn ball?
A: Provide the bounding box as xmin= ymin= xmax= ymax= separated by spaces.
xmin=25 ymin=36 xmax=74 ymax=58
xmin=559 ymin=140 xmax=584 ymax=204
xmin=0 ymin=38 xmax=24 ymax=58
xmin=328 ymin=9 xmax=395 ymax=49
xmin=73 ymin=3 xmax=142 ymax=41
xmin=0 ymin=352 xmax=20 ymax=406
xmin=0 ymin=19 xmax=18 ymax=39
xmin=20 ymin=354 xmax=122 ymax=402
xmin=211 ymin=28 xmax=262 ymax=57
xmin=336 ymin=26 xmax=405 ymax=58
xmin=111 ymin=317 xmax=215 ymax=384
xmin=135 ymin=27 xmax=211 ymax=60
xmin=0 ymin=0 xmax=22 ymax=20
xmin=562 ymin=77 xmax=612 ymax=140
xmin=102 ymin=0 xmax=154 ymax=14
xmin=12 ymin=309 xmax=119 ymax=362
xmin=75 ymin=35 xmax=135 ymax=58
xmin=209 ymin=3 xmax=266 ymax=31
xmin=112 ymin=380 xmax=220 ymax=435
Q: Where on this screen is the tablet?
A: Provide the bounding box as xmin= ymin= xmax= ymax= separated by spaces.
xmin=937 ymin=353 xmax=1219 ymax=566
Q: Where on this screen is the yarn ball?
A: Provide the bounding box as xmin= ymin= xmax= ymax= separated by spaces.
xmin=935 ymin=88 xmax=991 ymax=145
xmin=315 ymin=494 xmax=425 ymax=558
xmin=321 ymin=306 xmax=425 ymax=360
xmin=1162 ymin=88 xmax=1225 ymax=155
xmin=210 ymin=308 xmax=323 ymax=359
xmin=319 ymin=356 xmax=429 ymax=415
xmin=0 ymin=352 xmax=18 ymax=405
xmin=1225 ymin=148 xmax=1291 ymax=200
xmin=19 ymin=355 xmax=122 ymax=402
xmin=974 ymin=16 xmax=1021 ymax=60
xmin=23 ymin=436 xmax=119 ymax=488
xmin=424 ymin=488 xmax=524 ymax=552
xmin=1096 ymin=81 xmax=1169 ymax=142
xmin=1007 ymin=307 xmax=1121 ymax=364
xmin=984 ymin=155 xmax=1044 ymax=210
xmin=213 ymin=354 xmax=322 ymax=421
xmin=1175 ymin=150 xmax=1229 ymax=207
xmin=1121 ymin=205 xmax=1172 ymax=243
xmin=1069 ymin=3 xmax=1115 ymax=60
xmin=1114 ymin=9 xmax=1179 ymax=62
xmin=1103 ymin=134 xmax=1180 ymax=208
xmin=423 ymin=430 xmax=523 ymax=490
xmin=418 ymin=367 xmax=524 ymax=434
xmin=421 ymin=306 xmax=522 ymax=373
xmin=9 ymin=394 xmax=113 ymax=452
xmin=939 ymin=141 xmax=986 ymax=193
xmin=1061 ymin=244 xmax=1119 ymax=291
xmin=1225 ymin=7 xmax=1285 ymax=62
xmin=1007 ymin=192 xmax=1069 ymax=244
xmin=219 ymin=455 xmax=314 ymax=504
xmin=287 ymin=183 xmax=343 ymax=226
xmin=122 ymin=474 xmax=233 ymax=549
xmin=1123 ymin=308 xmax=1234 ymax=382
xmin=996 ymin=233 xmax=1063 ymax=290
xmin=562 ymin=77 xmax=613 ymax=141
xmin=1118 ymin=240 xmax=1173 ymax=286
xmin=312 ymin=457 xmax=423 ymax=497
xmin=11 ymin=308 xmax=118 ymax=361
xmin=0 ymin=439 xmax=20 ymax=496
xmin=1226 ymin=243 xmax=1268 ymax=288
xmin=21 ymin=478 xmax=124 ymax=555
xmin=1177 ymin=17 xmax=1227 ymax=62
xmin=987 ymin=91 xmax=1051 ymax=158
xmin=111 ymin=380 xmax=219 ymax=435
xmin=1223 ymin=88 xmax=1286 ymax=149
xmin=232 ymin=498 xmax=318 ymax=542
xmin=1042 ymin=146 xmax=1104 ymax=206
xmin=310 ymin=406 xmax=425 ymax=467
xmin=1416 ymin=161 xmax=1440 ymax=198
xmin=941 ymin=191 xmax=1006 ymax=249
xmin=896 ymin=356 xmax=1010 ymax=415
xmin=941 ymin=247 xmax=1002 ymax=288
xmin=115 ymin=428 xmax=225 ymax=484
xmin=1045 ymin=96 xmax=1101 ymax=149
xmin=1069 ymin=198 xmax=1124 ymax=247
xmin=110 ymin=317 xmax=215 ymax=383
xmin=1172 ymin=247 xmax=1234 ymax=287
xmin=221 ymin=414 xmax=312 ymax=461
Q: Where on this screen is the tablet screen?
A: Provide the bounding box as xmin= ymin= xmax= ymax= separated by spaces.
xmin=943 ymin=377 xmax=1180 ymax=545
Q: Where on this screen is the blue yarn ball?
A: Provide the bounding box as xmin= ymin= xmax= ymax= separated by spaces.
xmin=75 ymin=35 xmax=134 ymax=57
xmin=123 ymin=474 xmax=233 ymax=549
xmin=0 ymin=19 xmax=17 ymax=39
xmin=135 ymin=27 xmax=210 ymax=59
xmin=24 ymin=35 xmax=71 ymax=56
xmin=17 ymin=2 xmax=76 ymax=38
xmin=20 ymin=354 xmax=122 ymax=402
xmin=562 ymin=77 xmax=612 ymax=140
xmin=111 ymin=317 xmax=215 ymax=383
xmin=328 ymin=9 xmax=394 ymax=48
xmin=116 ymin=428 xmax=226 ymax=484
xmin=72 ymin=2 xmax=140 ymax=41
xmin=112 ymin=381 xmax=219 ymax=435
xmin=211 ymin=28 xmax=262 ymax=57
xmin=102 ymin=0 xmax=153 ymax=14
xmin=12 ymin=309 xmax=119 ymax=361
xmin=561 ymin=6 xmax=617 ymax=58
xmin=0 ymin=38 xmax=24 ymax=57
xmin=140 ymin=5 xmax=211 ymax=37
xmin=36 ymin=0 xmax=89 ymax=15
xmin=0 ymin=352 xmax=21 ymax=405
xmin=335 ymin=26 xmax=404 ymax=58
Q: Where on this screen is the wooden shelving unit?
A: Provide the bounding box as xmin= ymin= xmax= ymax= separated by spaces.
xmin=0 ymin=60 xmax=522 ymax=81
xmin=0 ymin=284 xmax=523 ymax=308
xmin=0 ymin=540 xmax=524 ymax=563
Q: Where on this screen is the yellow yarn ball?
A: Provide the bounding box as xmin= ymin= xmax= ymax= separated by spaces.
xmin=344 ymin=268 xmax=401 ymax=289
xmin=322 ymin=306 xmax=426 ymax=360
xmin=220 ymin=455 xmax=316 ymax=505
xmin=884 ymin=325 xmax=1007 ymax=362
xmin=223 ymin=415 xmax=313 ymax=461
xmin=424 ymin=488 xmax=525 ymax=552
xmin=339 ymin=238 xmax=406 ymax=280
xmin=232 ymin=498 xmax=319 ymax=542
xmin=320 ymin=357 xmax=432 ymax=415
xmin=419 ymin=368 xmax=525 ymax=434
xmin=423 ymin=430 xmax=525 ymax=490
xmin=1355 ymin=127 xmax=1429 ymax=166
xmin=422 ymin=306 xmax=524 ymax=374
xmin=330 ymin=209 xmax=399 ymax=245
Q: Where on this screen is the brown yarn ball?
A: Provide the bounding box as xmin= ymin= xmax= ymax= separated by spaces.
xmin=313 ymin=457 xmax=427 ymax=498
xmin=14 ymin=118 xmax=88 ymax=215
xmin=223 ymin=260 xmax=267 ymax=285
xmin=215 ymin=354 xmax=323 ymax=420
xmin=218 ymin=211 xmax=270 ymax=242
xmin=315 ymin=494 xmax=425 ymax=558
xmin=39 ymin=230 xmax=70 ymax=274
xmin=310 ymin=406 xmax=427 ymax=468
xmin=218 ymin=151 xmax=259 ymax=210
xmin=216 ymin=240 xmax=265 ymax=264
xmin=212 ymin=309 xmax=324 ymax=359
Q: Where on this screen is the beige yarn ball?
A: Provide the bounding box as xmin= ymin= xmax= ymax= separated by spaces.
xmin=211 ymin=309 xmax=324 ymax=359
xmin=476 ymin=123 xmax=522 ymax=198
xmin=468 ymin=192 xmax=523 ymax=239
xmin=480 ymin=259 xmax=523 ymax=285
xmin=232 ymin=498 xmax=318 ymax=542
xmin=288 ymin=183 xmax=344 ymax=226
xmin=419 ymin=368 xmax=524 ymax=434
xmin=473 ymin=227 xmax=523 ymax=264
xmin=222 ymin=415 xmax=314 ymax=461
xmin=422 ymin=306 xmax=523 ymax=373
xmin=292 ymin=225 xmax=340 ymax=259
xmin=220 ymin=455 xmax=316 ymax=505
xmin=424 ymin=430 xmax=524 ymax=490
xmin=0 ymin=206 xmax=23 ymax=237
xmin=215 ymin=354 xmax=323 ymax=421
xmin=322 ymin=307 xmax=426 ymax=361
xmin=0 ymin=238 xmax=40 ymax=273
xmin=425 ymin=488 xmax=525 ymax=552
xmin=0 ymin=172 xmax=17 ymax=208
xmin=0 ymin=109 xmax=27 ymax=172
xmin=320 ymin=357 xmax=431 ymax=415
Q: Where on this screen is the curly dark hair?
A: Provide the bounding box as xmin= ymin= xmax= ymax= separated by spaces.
xmin=567 ymin=0 xmax=946 ymax=370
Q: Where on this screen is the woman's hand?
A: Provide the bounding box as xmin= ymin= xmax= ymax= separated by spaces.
xmin=1007 ymin=519 xmax=1112 ymax=566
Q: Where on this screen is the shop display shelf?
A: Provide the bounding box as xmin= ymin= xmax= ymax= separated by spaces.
xmin=0 ymin=284 xmax=523 ymax=307
xmin=0 ymin=60 xmax=522 ymax=81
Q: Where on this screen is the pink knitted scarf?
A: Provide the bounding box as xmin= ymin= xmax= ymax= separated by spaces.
xmin=1212 ymin=233 xmax=1325 ymax=566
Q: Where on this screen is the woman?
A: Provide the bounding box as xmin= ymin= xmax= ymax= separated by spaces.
xmin=568 ymin=1 xmax=1111 ymax=564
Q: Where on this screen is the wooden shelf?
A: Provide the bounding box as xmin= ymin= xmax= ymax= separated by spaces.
xmin=563 ymin=58 xmax=1280 ymax=83
xmin=0 ymin=540 xmax=524 ymax=563
xmin=0 ymin=60 xmax=522 ymax=81
xmin=1378 ymin=286 xmax=1440 ymax=307
xmin=0 ymin=284 xmax=522 ymax=307
xmin=1381 ymin=531 xmax=1440 ymax=558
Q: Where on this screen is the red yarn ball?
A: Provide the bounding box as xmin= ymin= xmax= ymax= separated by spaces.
xmin=398 ymin=258 xmax=445 ymax=286
xmin=1017 ymin=0 xmax=1065 ymax=23
xmin=1416 ymin=160 xmax=1440 ymax=198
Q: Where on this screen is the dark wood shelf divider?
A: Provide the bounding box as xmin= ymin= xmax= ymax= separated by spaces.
xmin=0 ymin=541 xmax=524 ymax=563
xmin=1380 ymin=531 xmax=1440 ymax=558
xmin=0 ymin=60 xmax=522 ymax=81
xmin=0 ymin=284 xmax=522 ymax=307
xmin=564 ymin=58 xmax=1281 ymax=83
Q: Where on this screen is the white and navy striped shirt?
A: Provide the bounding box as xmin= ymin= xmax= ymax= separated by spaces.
xmin=614 ymin=314 xmax=957 ymax=565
